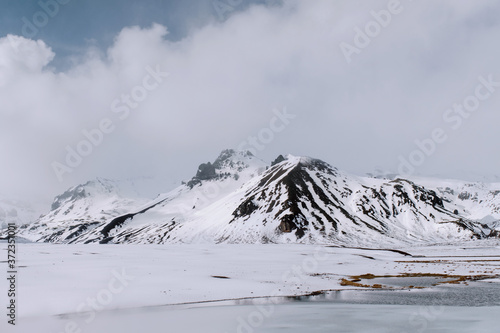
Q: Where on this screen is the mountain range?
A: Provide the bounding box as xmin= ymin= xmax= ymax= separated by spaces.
xmin=3 ymin=149 xmax=500 ymax=245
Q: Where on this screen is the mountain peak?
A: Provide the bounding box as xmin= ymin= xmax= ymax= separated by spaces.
xmin=50 ymin=178 xmax=122 ymax=211
xmin=271 ymin=154 xmax=286 ymax=166
xmin=186 ymin=149 xmax=264 ymax=188
xmin=213 ymin=149 xmax=253 ymax=167
xmin=274 ymin=155 xmax=338 ymax=176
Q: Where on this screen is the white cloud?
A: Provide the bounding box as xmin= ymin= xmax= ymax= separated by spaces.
xmin=0 ymin=35 xmax=54 ymax=85
xmin=1 ymin=0 xmax=500 ymax=203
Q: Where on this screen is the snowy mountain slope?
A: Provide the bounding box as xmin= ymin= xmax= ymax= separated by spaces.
xmin=14 ymin=149 xmax=499 ymax=245
xmin=408 ymin=177 xmax=500 ymax=234
xmin=14 ymin=178 xmax=151 ymax=242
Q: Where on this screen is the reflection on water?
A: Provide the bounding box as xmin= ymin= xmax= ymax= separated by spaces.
xmin=215 ymin=281 xmax=500 ymax=308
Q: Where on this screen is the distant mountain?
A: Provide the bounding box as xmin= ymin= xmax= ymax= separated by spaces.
xmin=9 ymin=149 xmax=500 ymax=245
xmin=0 ymin=198 xmax=46 ymax=230
xmin=12 ymin=178 xmax=151 ymax=242
xmin=409 ymin=177 xmax=500 ymax=236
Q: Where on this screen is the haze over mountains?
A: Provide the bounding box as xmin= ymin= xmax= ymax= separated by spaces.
xmin=3 ymin=149 xmax=499 ymax=246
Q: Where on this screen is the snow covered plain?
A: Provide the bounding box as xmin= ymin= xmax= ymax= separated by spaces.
xmin=1 ymin=240 xmax=499 ymax=332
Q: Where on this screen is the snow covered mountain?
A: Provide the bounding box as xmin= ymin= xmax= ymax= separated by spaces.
xmin=11 ymin=149 xmax=500 ymax=245
xmin=13 ymin=178 xmax=152 ymax=242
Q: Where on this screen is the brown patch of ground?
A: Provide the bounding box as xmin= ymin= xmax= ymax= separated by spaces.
xmin=340 ymin=272 xmax=499 ymax=289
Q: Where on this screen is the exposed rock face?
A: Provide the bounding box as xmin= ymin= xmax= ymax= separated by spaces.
xmin=51 ymin=185 xmax=87 ymax=211
xmin=271 ymin=155 xmax=286 ymax=166
xmin=187 ymin=149 xmax=254 ymax=188
xmin=196 ymin=163 xmax=217 ymax=180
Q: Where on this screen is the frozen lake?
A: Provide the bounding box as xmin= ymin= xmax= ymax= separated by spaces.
xmin=1 ymin=242 xmax=499 ymax=332
xmin=15 ymin=297 xmax=500 ymax=333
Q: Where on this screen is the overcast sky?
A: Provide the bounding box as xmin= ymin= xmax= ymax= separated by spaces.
xmin=1 ymin=0 xmax=500 ymax=203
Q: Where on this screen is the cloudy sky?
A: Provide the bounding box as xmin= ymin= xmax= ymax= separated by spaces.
xmin=1 ymin=0 xmax=500 ymax=203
